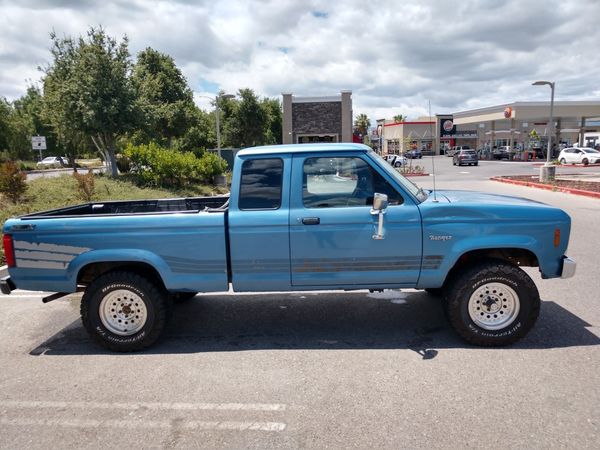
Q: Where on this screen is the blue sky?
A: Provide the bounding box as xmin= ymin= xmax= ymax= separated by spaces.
xmin=1 ymin=0 xmax=599 ymax=123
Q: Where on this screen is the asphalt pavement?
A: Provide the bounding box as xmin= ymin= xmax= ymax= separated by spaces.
xmin=1 ymin=157 xmax=598 ymax=449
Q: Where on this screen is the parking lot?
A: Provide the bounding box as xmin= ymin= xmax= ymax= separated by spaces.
xmin=1 ymin=157 xmax=599 ymax=449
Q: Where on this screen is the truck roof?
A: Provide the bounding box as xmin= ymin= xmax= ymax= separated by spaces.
xmin=236 ymin=143 xmax=372 ymax=157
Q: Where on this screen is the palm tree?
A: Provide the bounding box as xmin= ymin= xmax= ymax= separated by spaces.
xmin=354 ymin=113 xmax=370 ymax=136
xmin=393 ymin=114 xmax=406 ymax=123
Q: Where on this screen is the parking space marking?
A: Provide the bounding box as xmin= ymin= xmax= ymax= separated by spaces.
xmin=0 ymin=400 xmax=286 ymax=412
xmin=0 ymin=417 xmax=286 ymax=432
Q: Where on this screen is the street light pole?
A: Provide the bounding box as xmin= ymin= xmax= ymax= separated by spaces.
xmin=214 ymin=93 xmax=235 ymax=159
xmin=196 ymin=93 xmax=235 ymax=159
xmin=532 ymin=80 xmax=556 ymax=182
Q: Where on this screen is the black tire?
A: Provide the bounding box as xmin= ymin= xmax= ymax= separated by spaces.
xmin=444 ymin=259 xmax=540 ymax=346
xmin=583 ymin=158 xmax=589 ymax=166
xmin=80 ymin=271 xmax=168 ymax=352
xmin=171 ymin=292 xmax=198 ymax=303
xmin=474 ymin=162 xmax=478 ymax=166
xmin=559 ymin=158 xmax=566 ymax=164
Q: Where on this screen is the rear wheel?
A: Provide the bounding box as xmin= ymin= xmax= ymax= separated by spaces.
xmin=81 ymin=271 xmax=168 ymax=352
xmin=444 ymin=259 xmax=540 ymax=346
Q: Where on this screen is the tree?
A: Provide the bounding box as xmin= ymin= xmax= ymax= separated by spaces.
xmin=173 ymin=106 xmax=214 ymax=155
xmin=131 ymin=48 xmax=196 ymax=146
xmin=224 ymin=88 xmax=266 ymax=148
xmin=10 ymin=86 xmax=59 ymax=162
xmin=42 ymin=27 xmax=135 ymax=176
xmin=0 ymin=98 xmax=11 ymax=155
xmin=354 ymin=113 xmax=370 ymax=136
xmin=393 ymin=114 xmax=406 ymax=123
xmin=261 ymin=98 xmax=282 ymax=145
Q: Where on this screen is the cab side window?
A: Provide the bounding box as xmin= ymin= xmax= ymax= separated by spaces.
xmin=239 ymin=158 xmax=283 ymax=210
xmin=303 ymin=157 xmax=403 ymax=208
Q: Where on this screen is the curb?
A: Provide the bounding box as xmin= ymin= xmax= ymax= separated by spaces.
xmin=490 ymin=176 xmax=600 ymax=199
xmin=404 ymin=173 xmax=429 ymax=177
xmin=531 ymin=163 xmax=600 ymax=168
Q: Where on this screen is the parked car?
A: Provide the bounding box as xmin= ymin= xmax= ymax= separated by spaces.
xmin=453 ymin=149 xmax=478 ymax=166
xmin=385 ymin=154 xmax=408 ymax=167
xmin=558 ymin=147 xmax=600 ymax=165
xmin=36 ymin=156 xmax=66 ymax=168
xmin=492 ymin=147 xmax=510 ymax=160
xmin=406 ymin=149 xmax=422 ymax=159
xmin=447 ymin=145 xmax=472 ymax=157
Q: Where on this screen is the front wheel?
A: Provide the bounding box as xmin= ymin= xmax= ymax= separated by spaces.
xmin=444 ymin=260 xmax=540 ymax=346
xmin=582 ymin=158 xmax=589 ymax=166
xmin=81 ymin=271 xmax=169 ymax=351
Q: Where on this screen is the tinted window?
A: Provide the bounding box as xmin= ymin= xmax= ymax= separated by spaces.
xmin=239 ymin=158 xmax=283 ymax=210
xmin=303 ymin=157 xmax=402 ymax=208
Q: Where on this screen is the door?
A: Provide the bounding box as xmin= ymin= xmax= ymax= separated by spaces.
xmin=228 ymin=155 xmax=292 ymax=292
xmin=289 ymin=153 xmax=422 ymax=288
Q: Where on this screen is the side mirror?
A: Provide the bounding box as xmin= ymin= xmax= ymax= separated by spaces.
xmin=372 ymin=193 xmax=388 ymax=211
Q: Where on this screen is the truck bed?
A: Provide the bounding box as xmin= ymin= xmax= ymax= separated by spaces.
xmin=20 ymin=195 xmax=230 ymax=218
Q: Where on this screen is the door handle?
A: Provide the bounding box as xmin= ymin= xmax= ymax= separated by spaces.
xmin=302 ymin=217 xmax=320 ymax=225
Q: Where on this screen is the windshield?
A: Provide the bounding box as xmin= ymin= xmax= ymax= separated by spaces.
xmin=583 ymin=148 xmax=599 ymax=153
xmin=369 ymin=151 xmax=428 ymax=203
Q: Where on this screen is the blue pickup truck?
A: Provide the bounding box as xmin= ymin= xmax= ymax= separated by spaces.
xmin=2 ymin=144 xmax=576 ymax=351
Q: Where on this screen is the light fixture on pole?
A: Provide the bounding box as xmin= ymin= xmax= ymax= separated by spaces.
xmin=532 ymin=80 xmax=555 ymax=182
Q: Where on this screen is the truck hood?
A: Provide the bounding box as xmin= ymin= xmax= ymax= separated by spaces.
xmin=431 ymin=190 xmax=546 ymax=206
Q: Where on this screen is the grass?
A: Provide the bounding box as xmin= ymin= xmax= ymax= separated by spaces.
xmin=0 ymin=173 xmax=228 ymax=264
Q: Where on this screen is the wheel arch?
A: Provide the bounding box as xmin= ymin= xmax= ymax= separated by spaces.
xmin=77 ymin=261 xmax=167 ymax=291
xmin=442 ymin=247 xmax=539 ymax=288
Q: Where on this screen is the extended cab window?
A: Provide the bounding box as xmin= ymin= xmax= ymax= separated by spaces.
xmin=303 ymin=157 xmax=402 ymax=208
xmin=239 ymin=158 xmax=283 ymax=210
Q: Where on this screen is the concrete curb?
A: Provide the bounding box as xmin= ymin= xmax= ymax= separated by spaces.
xmin=490 ymin=176 xmax=600 ymax=199
xmin=531 ymin=163 xmax=600 ymax=168
xmin=404 ymin=173 xmax=429 ymax=177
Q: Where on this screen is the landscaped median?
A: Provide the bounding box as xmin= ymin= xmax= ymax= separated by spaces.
xmin=491 ymin=174 xmax=600 ymax=199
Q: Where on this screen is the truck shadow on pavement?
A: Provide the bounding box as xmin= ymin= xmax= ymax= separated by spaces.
xmin=30 ymin=291 xmax=599 ymax=357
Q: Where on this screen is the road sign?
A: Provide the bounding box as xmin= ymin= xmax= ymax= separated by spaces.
xmin=31 ymin=136 xmax=47 ymax=150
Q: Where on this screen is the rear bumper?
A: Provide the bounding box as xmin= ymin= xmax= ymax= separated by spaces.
xmin=1 ymin=276 xmax=16 ymax=295
xmin=561 ymin=256 xmax=576 ymax=279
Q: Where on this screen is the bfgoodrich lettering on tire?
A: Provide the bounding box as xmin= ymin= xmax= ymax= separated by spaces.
xmin=81 ymin=271 xmax=168 ymax=352
xmin=445 ymin=259 xmax=540 ymax=346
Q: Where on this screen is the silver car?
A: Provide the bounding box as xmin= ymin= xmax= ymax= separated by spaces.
xmin=453 ymin=149 xmax=479 ymax=166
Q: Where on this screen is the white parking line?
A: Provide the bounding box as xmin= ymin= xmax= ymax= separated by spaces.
xmin=0 ymin=400 xmax=286 ymax=412
xmin=0 ymin=417 xmax=286 ymax=432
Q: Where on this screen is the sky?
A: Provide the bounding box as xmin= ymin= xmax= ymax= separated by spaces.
xmin=1 ymin=0 xmax=599 ymax=125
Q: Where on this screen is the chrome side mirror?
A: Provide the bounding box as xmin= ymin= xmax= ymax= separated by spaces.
xmin=371 ymin=193 xmax=388 ymax=240
xmin=372 ymin=193 xmax=388 ymax=212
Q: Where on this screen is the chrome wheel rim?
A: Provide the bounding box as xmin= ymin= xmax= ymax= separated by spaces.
xmin=99 ymin=289 xmax=147 ymax=336
xmin=468 ymin=283 xmax=520 ymax=330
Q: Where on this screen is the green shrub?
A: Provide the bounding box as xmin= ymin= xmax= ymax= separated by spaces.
xmin=0 ymin=161 xmax=27 ymax=203
xmin=124 ymin=143 xmax=226 ymax=187
xmin=196 ymin=152 xmax=228 ymax=183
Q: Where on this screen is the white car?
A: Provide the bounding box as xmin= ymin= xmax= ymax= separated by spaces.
xmin=385 ymin=154 xmax=408 ymax=167
xmin=558 ymin=147 xmax=600 ymax=166
xmin=36 ymin=156 xmax=67 ymax=168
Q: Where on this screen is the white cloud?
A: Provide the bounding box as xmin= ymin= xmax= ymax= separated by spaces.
xmin=0 ymin=0 xmax=599 ymax=125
